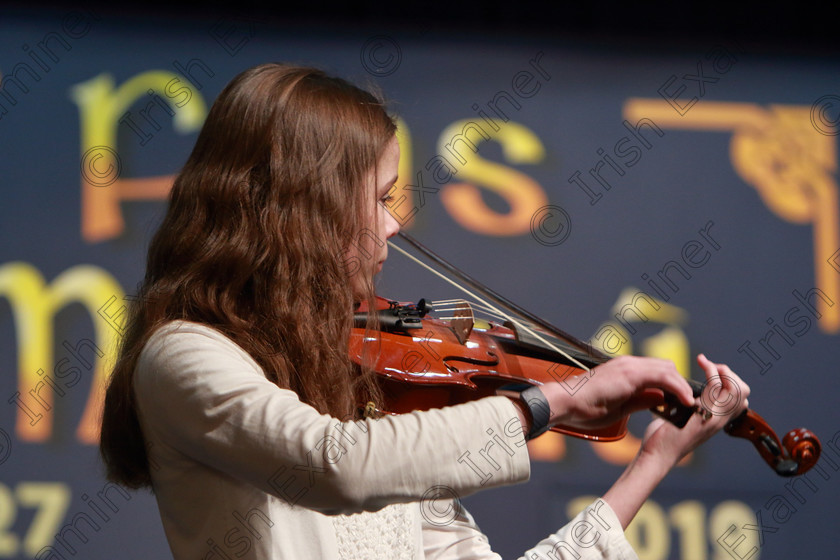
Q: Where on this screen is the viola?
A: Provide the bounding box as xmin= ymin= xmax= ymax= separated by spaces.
xmin=348 ymin=233 xmax=821 ymax=478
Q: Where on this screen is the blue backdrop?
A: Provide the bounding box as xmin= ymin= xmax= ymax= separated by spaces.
xmin=1 ymin=7 xmax=839 ymax=559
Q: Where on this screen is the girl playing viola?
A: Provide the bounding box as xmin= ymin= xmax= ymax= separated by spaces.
xmin=99 ymin=63 xmax=750 ymax=559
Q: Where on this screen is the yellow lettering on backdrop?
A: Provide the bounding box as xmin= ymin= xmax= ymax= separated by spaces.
xmin=624 ymin=99 xmax=840 ymax=333
xmin=438 ymin=120 xmax=548 ymax=235
xmin=0 ymin=262 xmax=122 ymax=443
xmin=70 ymin=71 xmax=207 ymax=242
xmin=568 ymin=496 xmax=760 ymax=560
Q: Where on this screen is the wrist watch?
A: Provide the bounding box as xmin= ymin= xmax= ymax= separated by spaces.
xmin=518 ymin=386 xmax=551 ymax=440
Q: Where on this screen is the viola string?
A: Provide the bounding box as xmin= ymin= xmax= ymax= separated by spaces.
xmin=432 ymin=301 xmax=508 ymax=323
xmin=426 ymin=297 xmax=501 ymax=319
xmin=387 ymin=240 xmax=590 ymax=372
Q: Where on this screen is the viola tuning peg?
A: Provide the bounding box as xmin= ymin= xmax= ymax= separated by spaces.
xmin=773 ymin=459 xmax=799 ymax=477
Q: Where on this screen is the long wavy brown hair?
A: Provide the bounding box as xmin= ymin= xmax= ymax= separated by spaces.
xmin=100 ymin=64 xmax=395 ymax=489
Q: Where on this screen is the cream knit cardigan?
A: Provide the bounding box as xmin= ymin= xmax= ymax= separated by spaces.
xmin=134 ymin=321 xmax=638 ymax=559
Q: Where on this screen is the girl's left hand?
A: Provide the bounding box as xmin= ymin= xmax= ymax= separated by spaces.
xmin=637 ymin=353 xmax=750 ymax=469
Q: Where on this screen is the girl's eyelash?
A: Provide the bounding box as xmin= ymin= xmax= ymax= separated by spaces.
xmin=379 ymin=188 xmax=397 ymax=204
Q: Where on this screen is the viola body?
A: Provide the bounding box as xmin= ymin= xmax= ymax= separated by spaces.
xmin=350 ymin=295 xmax=821 ymax=477
xmin=350 ymin=296 xmax=626 ymax=441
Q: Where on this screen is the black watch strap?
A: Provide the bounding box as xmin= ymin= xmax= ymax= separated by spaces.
xmin=519 ymin=386 xmax=551 ymax=440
